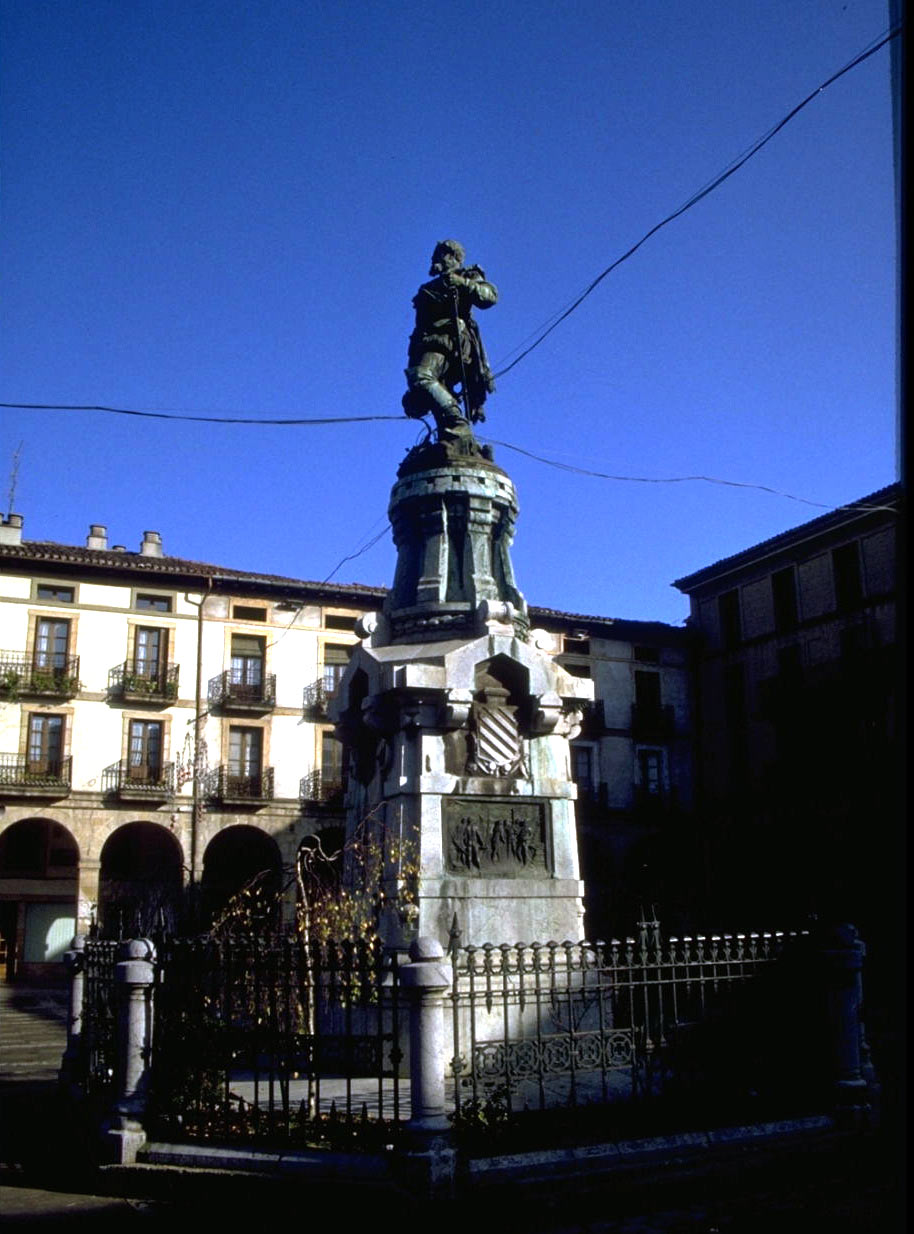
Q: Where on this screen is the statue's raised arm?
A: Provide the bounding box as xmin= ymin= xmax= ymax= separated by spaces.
xmin=402 ymin=240 xmax=498 ymax=444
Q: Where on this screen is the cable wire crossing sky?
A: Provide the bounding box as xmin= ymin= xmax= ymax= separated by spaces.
xmin=0 ymin=0 xmax=898 ymax=625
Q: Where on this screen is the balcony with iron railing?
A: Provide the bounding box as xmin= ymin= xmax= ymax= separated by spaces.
xmin=108 ymin=661 xmax=180 ymax=704
xmin=208 ymin=765 xmax=275 ymax=804
xmin=0 ymin=754 xmax=72 ymax=796
xmin=207 ymin=671 xmax=276 ymax=712
xmin=0 ymin=652 xmax=81 ymax=699
xmin=301 ymin=673 xmax=345 ymax=718
xmin=102 ymin=759 xmax=175 ymax=801
xmin=630 ymin=703 xmax=675 ymax=741
xmin=300 ymin=769 xmax=344 ymax=807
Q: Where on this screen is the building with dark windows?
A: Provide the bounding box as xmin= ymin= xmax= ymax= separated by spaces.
xmin=2 ymin=484 xmax=897 ymax=981
xmin=529 ymin=612 xmax=697 ymax=938
xmin=673 ymin=483 xmax=901 ymax=944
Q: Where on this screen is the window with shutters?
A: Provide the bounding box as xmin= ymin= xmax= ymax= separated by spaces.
xmin=128 ymin=719 xmax=163 ymax=782
xmin=321 ymin=644 xmax=351 ymax=701
xmin=230 ymin=634 xmax=265 ymax=688
xmin=27 ymin=714 xmax=65 ymax=776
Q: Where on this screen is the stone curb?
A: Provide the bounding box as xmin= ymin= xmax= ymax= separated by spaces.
xmin=465 ymin=1114 xmax=835 ymax=1182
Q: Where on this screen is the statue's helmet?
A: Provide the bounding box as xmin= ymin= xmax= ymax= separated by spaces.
xmin=430 ymin=239 xmax=465 ymax=273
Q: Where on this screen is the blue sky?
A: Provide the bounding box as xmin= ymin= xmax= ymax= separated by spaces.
xmin=0 ymin=1 xmax=898 ymax=624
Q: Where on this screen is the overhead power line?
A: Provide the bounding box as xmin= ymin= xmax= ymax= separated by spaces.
xmin=0 ymin=402 xmax=401 ymax=425
xmin=479 ymin=438 xmax=898 ymax=514
xmin=491 ymin=23 xmax=902 ymax=378
xmin=1 ymin=399 xmax=893 ymax=515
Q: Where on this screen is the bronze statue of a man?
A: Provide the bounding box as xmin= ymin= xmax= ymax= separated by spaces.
xmin=402 ymin=240 xmax=497 ymax=440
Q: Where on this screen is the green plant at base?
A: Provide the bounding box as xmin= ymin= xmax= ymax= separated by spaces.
xmin=449 ymin=1084 xmax=513 ymax=1146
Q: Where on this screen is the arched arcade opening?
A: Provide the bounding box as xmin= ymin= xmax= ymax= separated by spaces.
xmin=98 ymin=822 xmax=184 ymax=938
xmin=200 ymin=826 xmax=283 ymax=929
xmin=0 ymin=818 xmax=79 ymax=981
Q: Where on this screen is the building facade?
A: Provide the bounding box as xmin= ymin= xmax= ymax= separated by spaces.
xmin=530 ymin=611 xmax=696 ymax=937
xmin=0 ymin=515 xmax=694 ymax=977
xmin=0 ymin=518 xmax=385 ymax=978
xmin=673 ymin=484 xmax=901 ymax=939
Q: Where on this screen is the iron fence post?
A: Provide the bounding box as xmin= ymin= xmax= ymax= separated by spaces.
xmin=59 ymin=934 xmax=86 ymax=1091
xmin=398 ymin=935 xmax=456 ymax=1197
xmin=101 ymin=938 xmax=156 ymax=1163
xmin=820 ymin=922 xmax=873 ymax=1127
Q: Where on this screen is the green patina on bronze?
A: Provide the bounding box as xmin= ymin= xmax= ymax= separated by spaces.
xmin=402 ymin=240 xmax=497 ymax=447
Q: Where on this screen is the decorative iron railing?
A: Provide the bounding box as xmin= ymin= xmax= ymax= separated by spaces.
xmin=102 ymin=759 xmax=176 ymax=798
xmin=108 ymin=661 xmax=179 ymax=702
xmin=68 ymin=919 xmax=866 ymax=1159
xmin=207 ymin=671 xmax=276 ymax=710
xmin=82 ymin=940 xmax=119 ymax=1095
xmin=300 ymin=770 xmax=344 ymax=805
xmin=0 ymin=652 xmax=81 ymax=698
xmin=302 ymin=679 xmax=331 ymax=715
xmin=147 ymin=934 xmax=403 ymax=1148
xmin=0 ymin=753 xmax=72 ymax=791
xmin=448 ymin=920 xmax=815 ymax=1124
xmin=208 ymin=764 xmax=275 ymax=802
xmin=302 ymin=668 xmax=347 ymax=717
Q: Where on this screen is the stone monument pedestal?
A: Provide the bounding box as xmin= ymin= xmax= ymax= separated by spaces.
xmin=333 ymin=443 xmax=592 ymax=952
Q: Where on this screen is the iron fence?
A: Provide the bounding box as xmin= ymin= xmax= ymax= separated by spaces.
xmin=72 ymin=918 xmax=853 ymax=1159
xmin=448 ymin=920 xmax=815 ymax=1125
xmin=147 ymin=934 xmax=403 ymax=1149
xmin=82 ymin=939 xmax=119 ymax=1095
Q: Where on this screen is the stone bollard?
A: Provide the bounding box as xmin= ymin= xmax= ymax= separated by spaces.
xmin=59 ymin=934 xmax=87 ymax=1091
xmin=101 ymin=938 xmax=156 ymax=1164
xmin=820 ymin=923 xmax=873 ymax=1128
xmin=397 ymin=935 xmax=457 ymax=1198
